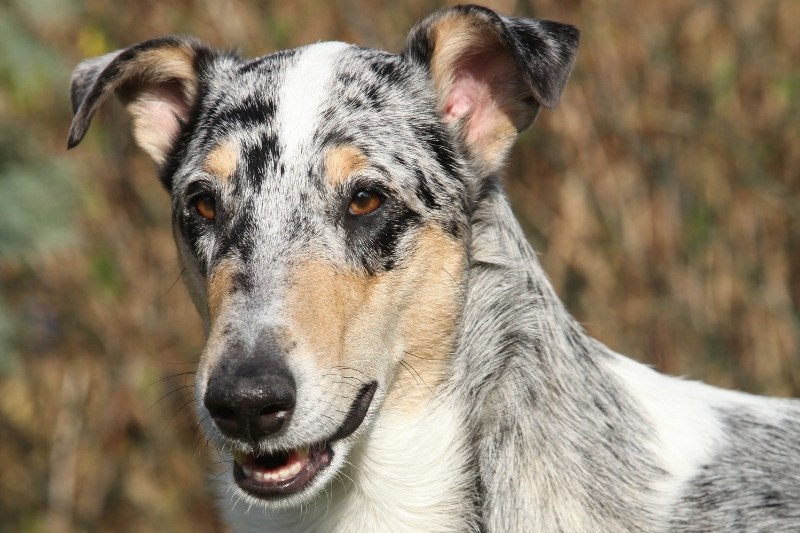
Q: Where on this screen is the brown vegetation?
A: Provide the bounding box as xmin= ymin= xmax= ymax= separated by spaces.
xmin=0 ymin=0 xmax=797 ymax=530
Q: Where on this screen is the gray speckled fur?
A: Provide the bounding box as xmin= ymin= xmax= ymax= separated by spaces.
xmin=668 ymin=407 xmax=800 ymax=532
xmin=453 ymin=182 xmax=667 ymax=531
xmin=68 ymin=5 xmax=800 ymax=532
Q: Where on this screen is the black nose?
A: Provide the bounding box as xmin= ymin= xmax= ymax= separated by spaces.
xmin=203 ymin=336 xmax=296 ymax=444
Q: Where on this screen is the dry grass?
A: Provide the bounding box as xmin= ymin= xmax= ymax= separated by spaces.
xmin=0 ymin=0 xmax=798 ymax=530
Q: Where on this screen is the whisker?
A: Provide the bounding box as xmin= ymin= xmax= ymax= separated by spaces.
xmin=145 ymin=385 xmax=194 ymax=413
xmin=160 ymin=267 xmax=186 ymax=298
xmin=145 ymin=370 xmax=196 ymax=389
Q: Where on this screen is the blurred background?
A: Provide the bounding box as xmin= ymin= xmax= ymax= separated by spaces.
xmin=0 ymin=0 xmax=798 ymax=530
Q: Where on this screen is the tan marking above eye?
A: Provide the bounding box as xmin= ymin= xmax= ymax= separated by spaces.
xmin=203 ymin=138 xmax=239 ymax=180
xmin=325 ymin=145 xmax=368 ymax=187
xmin=195 ymin=194 xmax=216 ymax=220
xmin=349 ymin=190 xmax=383 ymax=215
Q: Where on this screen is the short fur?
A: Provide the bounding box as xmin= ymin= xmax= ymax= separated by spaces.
xmin=68 ymin=5 xmax=800 ymax=532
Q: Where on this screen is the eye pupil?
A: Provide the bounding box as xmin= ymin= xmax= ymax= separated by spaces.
xmin=195 ymin=194 xmax=216 ymax=220
xmin=349 ymin=190 xmax=382 ymax=216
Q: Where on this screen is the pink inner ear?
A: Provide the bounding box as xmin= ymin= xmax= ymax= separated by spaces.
xmin=128 ymin=81 xmax=190 ymax=164
xmin=140 ymin=97 xmax=182 ymax=134
xmin=138 ymin=82 xmax=190 ymax=134
xmin=442 ymin=53 xmax=511 ymax=148
xmin=443 ymin=72 xmax=484 ymax=122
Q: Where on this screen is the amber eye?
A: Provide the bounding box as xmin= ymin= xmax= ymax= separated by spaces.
xmin=348 ymin=189 xmax=383 ymax=216
xmin=194 ymin=194 xmax=216 ymax=221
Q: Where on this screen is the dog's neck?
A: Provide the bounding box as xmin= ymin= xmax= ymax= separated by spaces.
xmin=451 ymin=177 xmax=668 ymax=530
xmin=453 ymin=176 xmax=596 ymax=387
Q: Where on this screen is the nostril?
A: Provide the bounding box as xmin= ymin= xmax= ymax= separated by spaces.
xmin=255 ymin=399 xmax=294 ymax=435
xmin=206 ymin=402 xmax=240 ymax=435
xmin=207 ymin=404 xmax=236 ymax=421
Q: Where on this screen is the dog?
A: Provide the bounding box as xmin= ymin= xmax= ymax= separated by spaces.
xmin=68 ymin=4 xmax=800 ymax=532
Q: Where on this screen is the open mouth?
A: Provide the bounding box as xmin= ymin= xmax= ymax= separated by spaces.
xmin=233 ymin=443 xmax=331 ymax=497
xmin=231 ymin=381 xmax=377 ymax=499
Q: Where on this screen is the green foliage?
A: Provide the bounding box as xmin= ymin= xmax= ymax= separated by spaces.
xmin=0 ymin=161 xmax=78 ymax=258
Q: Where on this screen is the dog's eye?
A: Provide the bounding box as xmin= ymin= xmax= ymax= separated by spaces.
xmin=194 ymin=194 xmax=217 ymax=221
xmin=348 ymin=189 xmax=383 ymax=216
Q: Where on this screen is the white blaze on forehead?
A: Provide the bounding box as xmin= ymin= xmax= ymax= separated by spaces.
xmin=277 ymin=41 xmax=350 ymax=161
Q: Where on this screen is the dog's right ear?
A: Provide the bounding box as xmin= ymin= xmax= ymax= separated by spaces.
xmin=68 ymin=37 xmax=210 ymax=166
xmin=402 ymin=5 xmax=579 ymax=176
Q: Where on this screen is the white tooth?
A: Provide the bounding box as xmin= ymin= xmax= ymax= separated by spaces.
xmin=240 ymin=448 xmax=310 ymax=484
xmin=271 ymin=457 xmax=303 ymax=481
xmin=286 ymin=461 xmax=303 ymax=478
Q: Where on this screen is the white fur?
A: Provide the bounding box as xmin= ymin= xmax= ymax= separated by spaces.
xmin=606 ymin=356 xmax=723 ymax=500
xmin=606 ymin=354 xmax=790 ymax=505
xmin=276 ymin=42 xmax=350 ymax=162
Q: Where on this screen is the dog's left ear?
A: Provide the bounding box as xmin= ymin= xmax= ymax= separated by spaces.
xmin=68 ymin=37 xmax=210 ymax=167
xmin=402 ymin=5 xmax=579 ymax=174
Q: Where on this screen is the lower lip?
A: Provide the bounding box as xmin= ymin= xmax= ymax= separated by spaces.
xmin=233 ymin=443 xmax=332 ymax=498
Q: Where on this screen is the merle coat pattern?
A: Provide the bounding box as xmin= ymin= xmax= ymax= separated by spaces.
xmin=68 ymin=5 xmax=800 ymax=532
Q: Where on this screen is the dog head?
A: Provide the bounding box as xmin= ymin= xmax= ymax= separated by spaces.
xmin=69 ymin=5 xmax=578 ymax=508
